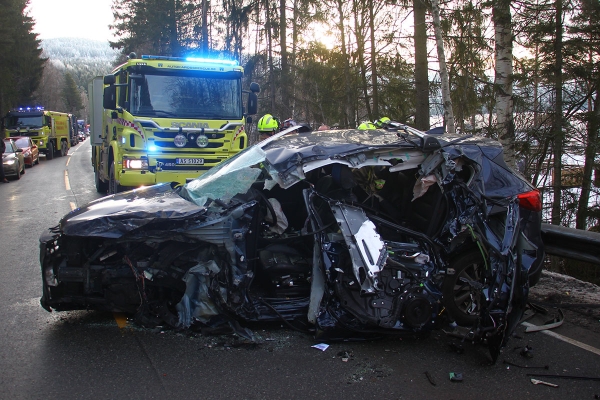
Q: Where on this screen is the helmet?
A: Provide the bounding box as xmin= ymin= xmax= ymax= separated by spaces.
xmin=358 ymin=121 xmax=377 ymax=130
xmin=280 ymin=118 xmax=297 ymax=130
xmin=374 ymin=117 xmax=391 ymax=128
xmin=257 ymin=114 xmax=279 ymax=132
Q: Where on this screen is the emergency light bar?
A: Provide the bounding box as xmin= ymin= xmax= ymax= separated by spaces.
xmin=16 ymin=106 xmax=44 ymax=111
xmin=140 ymin=55 xmax=238 ymax=66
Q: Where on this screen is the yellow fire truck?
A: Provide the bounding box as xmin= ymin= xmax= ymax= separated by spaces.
xmin=4 ymin=107 xmax=71 ymax=159
xmin=89 ymin=54 xmax=260 ymax=194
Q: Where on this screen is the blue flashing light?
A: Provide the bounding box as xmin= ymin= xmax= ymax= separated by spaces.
xmin=140 ymin=55 xmax=238 ymax=66
xmin=186 ymin=57 xmax=238 ymax=66
xmin=148 ymin=145 xmax=157 ymax=152
xmin=16 ymin=106 xmax=44 ymax=112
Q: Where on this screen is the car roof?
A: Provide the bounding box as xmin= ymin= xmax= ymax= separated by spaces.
xmin=260 ymin=128 xmax=503 ymax=170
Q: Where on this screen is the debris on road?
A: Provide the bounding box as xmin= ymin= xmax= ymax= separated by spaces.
xmin=530 ymin=378 xmax=558 ymax=388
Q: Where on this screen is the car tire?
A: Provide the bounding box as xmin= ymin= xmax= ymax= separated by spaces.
xmin=61 ymin=141 xmax=68 ymax=157
xmin=15 ymin=162 xmax=21 ymax=180
xmin=95 ymin=167 xmax=108 ymax=194
xmin=108 ymin=164 xmax=121 ymax=194
xmin=34 ymin=155 xmax=39 ymax=165
xmin=442 ymin=250 xmax=486 ymax=326
xmin=46 ymin=142 xmax=54 ymax=160
xmin=21 ymin=160 xmax=25 ymax=174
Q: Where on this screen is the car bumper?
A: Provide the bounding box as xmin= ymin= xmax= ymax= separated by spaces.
xmin=3 ymin=163 xmax=19 ymax=176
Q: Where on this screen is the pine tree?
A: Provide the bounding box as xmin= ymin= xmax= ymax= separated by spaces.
xmin=62 ymin=72 xmax=83 ymax=115
xmin=0 ymin=0 xmax=45 ymax=114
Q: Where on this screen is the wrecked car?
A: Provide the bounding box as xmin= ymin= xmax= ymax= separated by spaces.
xmin=40 ymin=123 xmax=544 ymax=361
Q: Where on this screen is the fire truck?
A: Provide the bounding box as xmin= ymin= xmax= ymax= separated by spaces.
xmin=89 ymin=53 xmax=260 ymax=194
xmin=4 ymin=107 xmax=71 ymax=159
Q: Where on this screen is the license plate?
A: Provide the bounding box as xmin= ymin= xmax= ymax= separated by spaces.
xmin=176 ymin=158 xmax=204 ymax=165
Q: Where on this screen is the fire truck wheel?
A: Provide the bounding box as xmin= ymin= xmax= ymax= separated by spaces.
xmin=95 ymin=167 xmax=108 ymax=193
xmin=46 ymin=142 xmax=54 ymax=160
xmin=61 ymin=141 xmax=68 ymax=157
xmin=109 ymin=164 xmax=121 ymax=194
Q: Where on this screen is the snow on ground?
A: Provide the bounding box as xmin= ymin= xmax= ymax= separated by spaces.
xmin=529 ymin=270 xmax=600 ymax=333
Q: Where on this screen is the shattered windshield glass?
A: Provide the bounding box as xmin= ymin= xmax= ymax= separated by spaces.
xmin=180 ymin=146 xmax=267 ymax=206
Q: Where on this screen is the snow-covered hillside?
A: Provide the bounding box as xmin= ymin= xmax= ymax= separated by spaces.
xmin=41 ymin=38 xmax=119 ymax=88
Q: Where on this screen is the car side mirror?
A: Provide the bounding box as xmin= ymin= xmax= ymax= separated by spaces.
xmin=16 ymin=148 xmax=23 ymax=153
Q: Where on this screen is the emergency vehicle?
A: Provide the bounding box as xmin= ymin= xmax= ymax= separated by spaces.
xmin=89 ymin=53 xmax=260 ymax=194
xmin=4 ymin=107 xmax=71 ymax=159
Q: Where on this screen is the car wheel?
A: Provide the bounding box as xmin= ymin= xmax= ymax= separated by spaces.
xmin=46 ymin=142 xmax=54 ymax=160
xmin=95 ymin=166 xmax=108 ymax=194
xmin=61 ymin=141 xmax=68 ymax=157
xmin=21 ymin=160 xmax=25 ymax=174
xmin=34 ymin=154 xmax=39 ymax=165
xmin=15 ymin=162 xmax=21 ymax=180
xmin=108 ymin=164 xmax=121 ymax=194
xmin=442 ymin=251 xmax=486 ymax=326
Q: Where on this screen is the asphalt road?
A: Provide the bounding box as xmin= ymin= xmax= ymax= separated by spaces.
xmin=0 ymin=139 xmax=598 ymax=399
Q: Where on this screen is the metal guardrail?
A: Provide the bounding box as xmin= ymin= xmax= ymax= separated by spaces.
xmin=540 ymin=223 xmax=600 ymax=264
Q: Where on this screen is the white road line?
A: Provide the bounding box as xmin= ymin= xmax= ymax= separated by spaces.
xmin=521 ymin=321 xmax=600 ymax=356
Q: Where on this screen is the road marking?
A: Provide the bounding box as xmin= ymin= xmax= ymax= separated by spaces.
xmin=114 ymin=313 xmax=128 ymax=328
xmin=69 ymin=202 xmax=76 ymax=211
xmin=522 ymin=321 xmax=600 ymax=356
xmin=66 ymin=156 xmax=70 ymax=166
xmin=64 ymin=170 xmax=70 ymax=190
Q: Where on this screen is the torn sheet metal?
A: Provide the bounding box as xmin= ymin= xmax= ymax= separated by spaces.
xmin=329 ymin=203 xmax=386 ymax=294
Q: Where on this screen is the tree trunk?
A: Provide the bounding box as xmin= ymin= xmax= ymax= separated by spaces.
xmin=431 ymin=0 xmax=455 ymax=134
xmin=551 ymin=0 xmax=563 ymax=226
xmin=414 ymin=0 xmax=430 ymax=131
xmin=279 ymin=0 xmax=290 ymax=115
xmin=576 ymin=81 xmax=599 ymax=229
xmin=265 ymin=0 xmax=276 ymax=112
xmin=493 ymin=0 xmax=516 ymax=167
xmin=201 ymin=0 xmax=209 ymax=55
xmin=353 ymin=0 xmax=372 ymax=121
xmin=337 ymin=0 xmax=352 ymax=128
xmin=368 ymin=0 xmax=379 ymax=118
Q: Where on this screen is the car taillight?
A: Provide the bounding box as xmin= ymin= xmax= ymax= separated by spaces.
xmin=517 ymin=189 xmax=542 ymax=212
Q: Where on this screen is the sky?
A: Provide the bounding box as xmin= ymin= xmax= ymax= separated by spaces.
xmin=26 ymin=0 xmax=115 ymax=42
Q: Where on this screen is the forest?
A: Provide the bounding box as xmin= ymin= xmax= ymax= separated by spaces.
xmin=2 ymin=0 xmax=599 ymax=246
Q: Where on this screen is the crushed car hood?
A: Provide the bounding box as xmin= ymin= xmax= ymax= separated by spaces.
xmin=60 ymin=183 xmax=205 ymax=238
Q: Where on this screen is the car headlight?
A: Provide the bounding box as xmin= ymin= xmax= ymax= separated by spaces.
xmin=5 ymin=159 xmax=15 ymax=165
xmin=39 ymin=140 xmax=44 ymax=146
xmin=24 ymin=151 xmax=31 ymax=157
xmin=123 ymin=158 xmax=149 ymax=170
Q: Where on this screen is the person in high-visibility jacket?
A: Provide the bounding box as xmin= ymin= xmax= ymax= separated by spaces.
xmin=358 ymin=121 xmax=377 ymax=130
xmin=257 ymin=114 xmax=279 ymax=141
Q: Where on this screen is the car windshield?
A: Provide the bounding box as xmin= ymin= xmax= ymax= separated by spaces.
xmin=14 ymin=138 xmax=29 ymax=148
xmin=6 ymin=114 xmax=44 ymax=128
xmin=129 ymin=73 xmax=242 ymax=119
xmin=180 ymin=146 xmax=267 ymax=206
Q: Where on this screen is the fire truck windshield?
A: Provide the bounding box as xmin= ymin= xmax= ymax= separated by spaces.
xmin=6 ymin=114 xmax=44 ymax=128
xmin=129 ymin=73 xmax=242 ymax=119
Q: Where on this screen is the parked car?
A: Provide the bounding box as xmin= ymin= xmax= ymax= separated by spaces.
xmin=39 ymin=123 xmax=544 ymax=362
xmin=77 ymin=131 xmax=86 ymax=141
xmin=12 ymin=136 xmax=39 ymax=167
xmin=3 ymin=139 xmax=25 ymax=179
